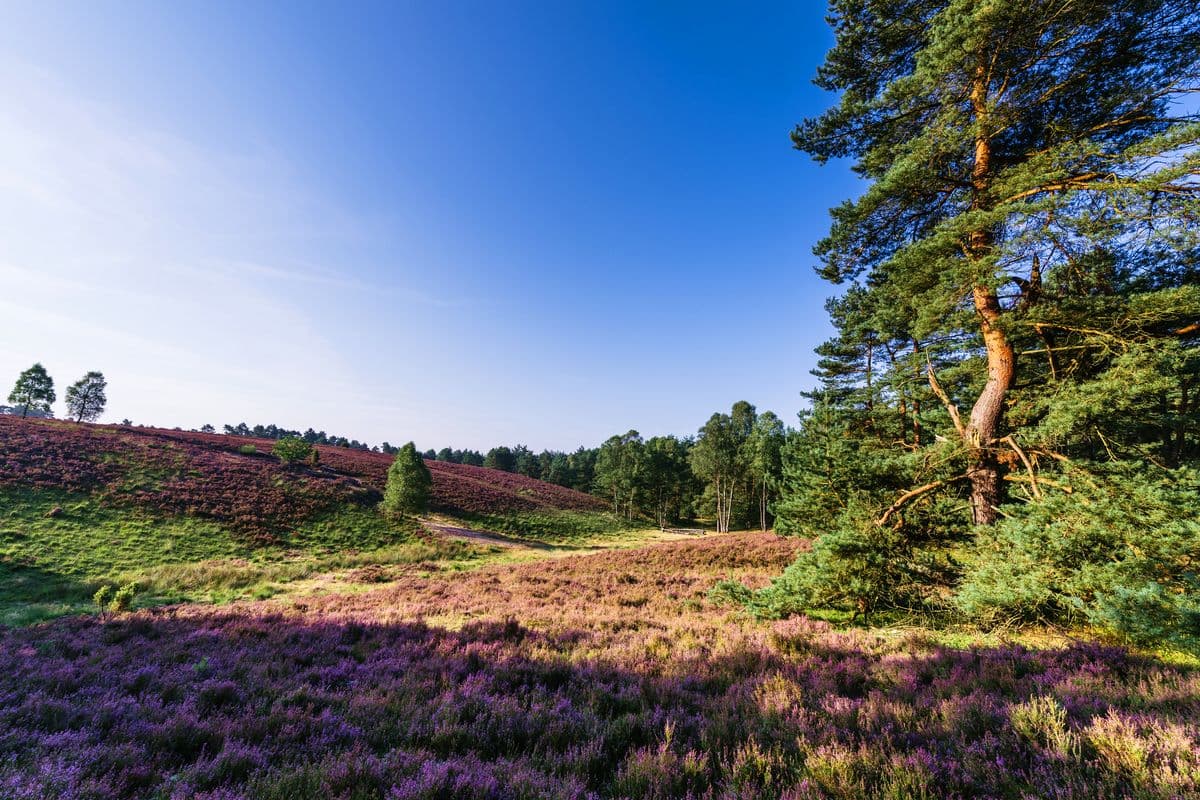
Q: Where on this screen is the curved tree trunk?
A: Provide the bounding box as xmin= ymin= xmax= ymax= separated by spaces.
xmin=963 ymin=62 xmax=1016 ymax=525
xmin=964 ymin=288 xmax=1015 ymax=524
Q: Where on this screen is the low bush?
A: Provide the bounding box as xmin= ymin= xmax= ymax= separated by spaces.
xmin=955 ymin=465 xmax=1200 ymax=654
xmin=93 ymin=582 xmax=137 ymax=616
xmin=272 ymin=437 xmax=314 ymax=465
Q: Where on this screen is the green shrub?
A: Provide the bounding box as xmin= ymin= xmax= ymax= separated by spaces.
xmin=708 ymin=579 xmax=755 ymax=608
xmin=111 ymin=582 xmax=136 ymax=613
xmin=955 ymin=465 xmax=1200 ymax=653
xmin=272 ymin=437 xmax=313 ymax=465
xmin=750 ymin=493 xmax=963 ymax=619
xmin=93 ymin=585 xmax=112 ymax=613
xmin=93 ymin=582 xmax=137 ymax=615
xmin=381 ymin=442 xmax=432 ymax=517
xmin=237 ymin=444 xmax=257 ymax=455
xmin=753 ymin=512 xmax=911 ymax=618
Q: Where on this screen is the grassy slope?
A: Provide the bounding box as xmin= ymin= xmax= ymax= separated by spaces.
xmin=0 ymin=485 xmax=459 ymax=625
xmin=448 ymin=508 xmax=639 ymax=544
xmin=0 ymin=419 xmax=635 ymax=624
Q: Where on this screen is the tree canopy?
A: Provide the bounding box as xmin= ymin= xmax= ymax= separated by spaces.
xmin=7 ymin=363 xmax=55 ymax=419
xmin=793 ymin=0 xmax=1199 ymax=523
xmin=65 ymin=371 xmax=107 ymax=423
xmin=382 ymin=442 xmax=433 ymax=517
xmin=758 ymin=0 xmax=1200 ymax=648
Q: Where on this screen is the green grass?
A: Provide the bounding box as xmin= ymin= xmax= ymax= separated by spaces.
xmin=0 ymin=487 xmax=460 ymax=625
xmin=0 ymin=487 xmax=660 ymax=626
xmin=453 ymin=509 xmax=640 ymax=544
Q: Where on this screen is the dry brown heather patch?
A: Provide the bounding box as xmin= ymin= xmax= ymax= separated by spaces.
xmin=306 ymin=531 xmax=804 ymax=632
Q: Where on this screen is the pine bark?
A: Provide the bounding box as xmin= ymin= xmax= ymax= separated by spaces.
xmin=964 ymin=63 xmax=1016 ymax=525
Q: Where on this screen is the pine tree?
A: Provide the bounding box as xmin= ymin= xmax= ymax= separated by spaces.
xmin=794 ymin=0 xmax=1200 ymax=524
xmin=7 ymin=363 xmax=55 ymax=418
xmin=382 ymin=442 xmax=432 ymax=517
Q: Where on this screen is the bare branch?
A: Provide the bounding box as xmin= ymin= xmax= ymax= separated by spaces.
xmin=1002 ymin=435 xmax=1041 ymax=499
xmin=926 ymin=356 xmax=965 ymax=437
xmin=877 ymin=475 xmax=969 ymax=526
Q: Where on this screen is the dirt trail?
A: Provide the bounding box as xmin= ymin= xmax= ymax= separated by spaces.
xmin=422 ymin=522 xmax=552 ymax=550
xmin=420 ymin=519 xmax=712 ymax=560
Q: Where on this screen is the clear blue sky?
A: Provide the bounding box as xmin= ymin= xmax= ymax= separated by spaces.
xmin=0 ymin=1 xmax=860 ymax=451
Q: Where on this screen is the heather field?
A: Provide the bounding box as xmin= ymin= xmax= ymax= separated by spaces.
xmin=0 ymin=418 xmax=607 ymax=531
xmin=5 ymin=0 xmax=1198 ymax=797
xmin=3 ymin=418 xmax=1199 ymax=799
xmin=3 ymin=534 xmax=1199 ymax=799
xmin=0 ymin=418 xmax=631 ymax=624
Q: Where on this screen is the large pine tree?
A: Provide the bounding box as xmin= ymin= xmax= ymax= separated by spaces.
xmin=794 ymin=0 xmax=1200 ymax=524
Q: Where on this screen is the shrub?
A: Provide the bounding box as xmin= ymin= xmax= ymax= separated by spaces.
xmin=955 ymin=465 xmax=1200 ymax=653
xmin=707 ymin=579 xmax=754 ymax=608
xmin=93 ymin=585 xmax=112 ymax=613
xmin=1009 ymin=695 xmax=1079 ymax=759
xmin=382 ymin=442 xmax=432 ymax=517
xmin=238 ymin=444 xmax=258 ymax=455
xmin=749 ymin=497 xmax=961 ymax=619
xmin=93 ymin=582 xmax=137 ymax=615
xmin=272 ymin=437 xmax=313 ymax=465
xmin=111 ymin=582 xmax=137 ymax=613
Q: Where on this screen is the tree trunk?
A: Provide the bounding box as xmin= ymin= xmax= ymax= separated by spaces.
xmin=724 ymin=482 xmax=734 ymax=533
xmin=963 ymin=62 xmax=1016 ymax=526
xmin=759 ymin=479 xmax=769 ymax=531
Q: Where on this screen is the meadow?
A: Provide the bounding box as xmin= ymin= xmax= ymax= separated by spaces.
xmin=2 ymin=417 xmax=1198 ymax=799
xmin=3 ymin=534 xmax=1199 ymax=799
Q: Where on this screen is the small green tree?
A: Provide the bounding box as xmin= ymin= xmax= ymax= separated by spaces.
xmin=382 ymin=442 xmax=432 ymax=516
xmin=484 ymin=446 xmax=516 ymax=472
xmin=273 ymin=436 xmax=314 ymax=464
xmin=65 ymin=371 xmax=106 ymax=422
xmin=8 ymin=363 xmax=55 ymax=418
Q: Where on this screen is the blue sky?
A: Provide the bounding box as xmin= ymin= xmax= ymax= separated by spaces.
xmin=0 ymin=1 xmax=859 ymax=450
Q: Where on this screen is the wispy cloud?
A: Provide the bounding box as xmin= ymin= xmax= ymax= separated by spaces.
xmin=0 ymin=58 xmax=398 ymax=430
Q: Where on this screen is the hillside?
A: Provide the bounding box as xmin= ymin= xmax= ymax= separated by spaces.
xmin=0 ymin=417 xmax=605 ymax=535
xmin=0 ymin=417 xmax=623 ymax=624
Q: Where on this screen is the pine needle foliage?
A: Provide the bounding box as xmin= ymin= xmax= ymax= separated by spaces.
xmin=763 ymin=0 xmax=1200 ymax=647
xmin=382 ymin=442 xmax=432 ymax=517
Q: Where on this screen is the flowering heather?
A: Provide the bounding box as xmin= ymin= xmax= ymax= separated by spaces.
xmin=310 ymin=445 xmax=607 ymax=515
xmin=0 ymin=418 xmax=372 ymax=542
xmin=149 ymin=425 xmax=606 ymax=514
xmin=0 ymin=418 xmax=604 ymax=538
xmin=3 ymin=533 xmax=1198 ymax=799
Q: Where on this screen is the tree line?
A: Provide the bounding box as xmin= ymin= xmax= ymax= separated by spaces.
xmin=195 ymin=407 xmax=791 ymax=532
xmin=432 ymin=402 xmax=787 ymax=532
xmin=215 ymin=422 xmax=381 ymax=451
